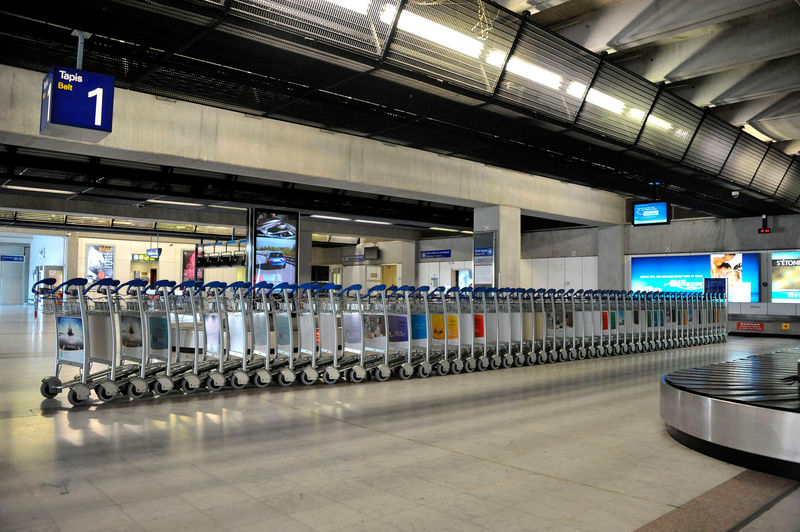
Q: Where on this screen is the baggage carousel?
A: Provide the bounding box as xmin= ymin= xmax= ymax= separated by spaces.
xmin=661 ymin=347 xmax=800 ymax=479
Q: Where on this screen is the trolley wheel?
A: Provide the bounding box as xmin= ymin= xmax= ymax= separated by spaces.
xmin=501 ymin=354 xmax=513 ymax=369
xmin=40 ymin=377 xmax=60 ymax=399
xmin=180 ymin=373 xmax=202 ymax=394
xmin=348 ymin=366 xmax=367 ymax=383
xmin=125 ymin=377 xmax=147 ymax=399
xmin=230 ymin=370 xmax=249 ymax=390
xmin=67 ymin=383 xmax=91 ymax=407
xmin=547 ymin=351 xmax=558 ymax=363
xmin=568 ymin=348 xmax=577 ymax=361
xmin=450 ymin=359 xmax=464 ymax=374
xmin=299 ymin=367 xmax=318 ymax=386
xmin=206 ymin=372 xmax=226 ymax=392
xmin=95 ymin=380 xmax=119 ymax=403
xmin=656 ymin=340 xmax=663 ymax=350
xmin=252 ymin=369 xmax=271 ymax=388
xmin=611 ymin=345 xmax=620 ymax=356
xmin=153 ymin=376 xmax=173 ymax=396
xmin=587 ymin=347 xmax=596 ymax=359
xmin=463 ymin=358 xmax=476 ymax=373
xmin=396 ymin=363 xmax=413 ymax=380
xmin=277 ymin=368 xmax=296 ymax=387
xmin=577 ymin=347 xmax=586 ymax=360
xmin=415 ymin=362 xmax=432 ymax=378
xmin=434 ymin=361 xmax=449 ymax=377
xmin=650 ymin=341 xmax=658 ymax=350
xmin=322 ymin=367 xmax=340 ymax=385
xmin=372 ymin=365 xmax=391 ymax=382
xmin=536 ymin=352 xmax=547 ymax=364
xmin=667 ymin=340 xmax=674 ymax=349
xmin=476 ymin=357 xmax=488 ymax=371
xmin=489 ymin=355 xmax=501 ymax=370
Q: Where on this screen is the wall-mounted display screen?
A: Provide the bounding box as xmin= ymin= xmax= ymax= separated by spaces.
xmin=632 ymin=201 xmax=670 ymax=226
xmin=253 ymin=210 xmax=297 ymax=285
xmin=631 ymin=252 xmax=759 ymax=302
xmin=771 ymin=252 xmax=800 ymax=302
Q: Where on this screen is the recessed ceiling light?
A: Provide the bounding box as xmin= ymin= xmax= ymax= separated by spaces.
xmin=429 ymin=227 xmax=460 ymax=232
xmin=354 ymin=219 xmax=392 ymax=225
xmin=311 ymin=214 xmax=352 ymax=221
xmin=147 ymin=199 xmax=204 ymax=207
xmin=209 ymin=204 xmax=247 ymax=211
xmin=460 ymin=230 xmax=474 ymax=234
xmin=2 ymin=185 xmax=74 ymax=195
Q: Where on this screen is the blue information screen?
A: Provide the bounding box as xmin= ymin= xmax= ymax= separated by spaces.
xmin=632 ymin=202 xmax=669 ymax=225
xmin=40 ymin=65 xmax=114 ymax=142
xmin=771 ymin=252 xmax=800 ymax=302
xmin=632 ymin=253 xmax=759 ymax=302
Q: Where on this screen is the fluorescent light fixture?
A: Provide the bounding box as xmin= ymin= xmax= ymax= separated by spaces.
xmin=311 ymin=214 xmax=352 ymax=221
xmin=646 ymin=115 xmax=672 ymax=130
xmin=2 ymin=185 xmax=74 ymax=195
xmin=429 ymin=227 xmax=460 ymax=232
xmin=485 ymin=49 xmax=508 ymax=68
xmin=504 ymin=57 xmax=562 ymax=89
xmin=566 ymin=81 xmax=586 ymax=99
xmin=380 ymin=5 xmax=485 ymax=58
xmin=585 ymin=88 xmax=625 ymax=115
xmin=460 ymin=230 xmax=474 ymax=234
xmin=628 ymin=108 xmax=646 ymax=121
xmin=147 ymin=199 xmax=204 ymax=207
xmin=354 ymin=219 xmax=392 ymax=225
xmin=325 ymin=0 xmax=370 ymax=15
xmin=209 ymin=204 xmax=247 ymax=211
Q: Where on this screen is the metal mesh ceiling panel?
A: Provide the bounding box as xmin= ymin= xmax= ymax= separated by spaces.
xmin=751 ymin=149 xmax=792 ymax=195
xmin=637 ymin=92 xmax=702 ymax=161
xmin=494 ymin=22 xmax=599 ymax=123
xmin=230 ymin=0 xmax=401 ymax=59
xmin=720 ymin=134 xmax=769 ymax=187
xmin=574 ymin=62 xmax=657 ymax=144
xmin=683 ymin=115 xmax=739 ymax=174
xmin=775 ymin=160 xmax=800 ymax=203
xmin=385 ymin=0 xmax=519 ymax=94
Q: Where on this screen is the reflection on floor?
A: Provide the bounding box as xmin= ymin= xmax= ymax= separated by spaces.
xmin=0 ymin=305 xmax=797 ymax=531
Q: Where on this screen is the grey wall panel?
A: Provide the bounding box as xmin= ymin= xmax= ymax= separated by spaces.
xmin=521 ymin=227 xmax=599 ymax=258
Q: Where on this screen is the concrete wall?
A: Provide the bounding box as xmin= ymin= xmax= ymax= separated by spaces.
xmin=0 ymin=65 xmax=627 ymax=226
xmin=521 ymin=228 xmax=599 ymax=259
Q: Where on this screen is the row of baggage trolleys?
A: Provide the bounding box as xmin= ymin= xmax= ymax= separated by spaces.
xmin=34 ymin=277 xmax=728 ymax=406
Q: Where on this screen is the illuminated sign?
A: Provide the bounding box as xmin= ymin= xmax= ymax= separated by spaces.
xmin=40 ymin=65 xmax=114 ymax=142
xmin=632 ymin=202 xmax=670 ymax=226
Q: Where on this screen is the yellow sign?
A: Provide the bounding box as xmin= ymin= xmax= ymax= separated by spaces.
xmin=431 ymin=315 xmax=459 ymax=340
xmin=782 ymin=323 xmax=791 ymax=331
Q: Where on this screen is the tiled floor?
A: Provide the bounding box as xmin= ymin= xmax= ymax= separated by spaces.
xmin=0 ymin=305 xmax=797 ymax=531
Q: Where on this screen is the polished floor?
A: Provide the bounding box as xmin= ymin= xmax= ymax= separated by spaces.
xmin=1 ymin=305 xmax=798 ymax=532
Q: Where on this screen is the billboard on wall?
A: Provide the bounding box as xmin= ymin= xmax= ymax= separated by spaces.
xmin=771 ymin=252 xmax=800 ymax=302
xmin=86 ymin=244 xmax=114 ymax=281
xmin=182 ymin=249 xmax=204 ymax=283
xmin=253 ymin=210 xmax=297 ymax=285
xmin=631 ymin=253 xmax=759 ymax=302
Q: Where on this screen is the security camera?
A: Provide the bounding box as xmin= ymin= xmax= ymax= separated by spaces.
xmin=731 ymin=191 xmax=740 ymax=198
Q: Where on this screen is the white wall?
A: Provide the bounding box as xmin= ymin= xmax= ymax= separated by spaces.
xmin=417 ymin=260 xmax=473 ymax=289
xmin=29 ymin=233 xmax=66 ymax=281
xmin=520 ymin=257 xmax=598 ymax=290
xmin=0 ymin=244 xmax=28 ymax=304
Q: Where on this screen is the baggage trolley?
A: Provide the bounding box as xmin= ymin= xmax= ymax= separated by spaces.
xmin=443 ymin=287 xmax=467 ymax=373
xmin=493 ymin=288 xmax=516 ymax=368
xmin=457 ymin=287 xmax=479 ymax=372
xmin=385 ymin=285 xmax=422 ymax=379
xmin=520 ymin=289 xmax=540 ymax=364
xmin=309 ymin=283 xmax=346 ymax=384
xmin=426 ymin=287 xmax=453 ymax=376
xmin=474 ymin=287 xmax=503 ymax=369
xmin=358 ymin=284 xmax=395 ymax=381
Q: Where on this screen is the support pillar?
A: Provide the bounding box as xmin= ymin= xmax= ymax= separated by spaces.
xmin=298 ymin=229 xmax=312 ymax=284
xmin=474 ymin=206 xmax=521 ymax=288
xmin=598 ymin=225 xmax=624 ymax=289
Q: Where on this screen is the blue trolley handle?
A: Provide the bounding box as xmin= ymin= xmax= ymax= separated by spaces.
xmin=245 ymin=281 xmax=273 ymax=297
xmin=225 ymin=281 xmax=252 ymax=295
xmin=167 ymin=280 xmax=202 ymax=295
xmin=45 ymin=278 xmax=88 ymax=295
xmin=366 ymin=284 xmax=387 ymax=297
xmin=410 ymin=286 xmax=429 ymax=297
xmin=313 ymin=283 xmax=340 ymax=297
xmin=113 ymin=279 xmax=149 ymax=295
xmin=340 ymin=284 xmax=363 ymax=299
xmin=83 ymin=278 xmax=121 ymax=295
xmin=32 ymin=278 xmax=58 ymax=294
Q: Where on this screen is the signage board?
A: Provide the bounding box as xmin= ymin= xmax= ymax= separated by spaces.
xmin=632 ymin=201 xmax=670 ymax=226
xmin=0 ymin=255 xmax=24 ymax=262
xmin=343 ymin=254 xmax=366 ymax=263
xmin=771 ymin=252 xmax=800 ymax=302
xmin=131 ymin=254 xmax=157 ymax=262
xmin=736 ymin=322 xmax=764 ymax=332
xmin=253 ymin=210 xmax=297 ymax=285
xmin=40 ymin=66 xmax=115 ymax=142
xmin=87 ymin=245 xmax=114 ymax=281
xmin=420 ymin=249 xmax=451 ymax=259
xmin=473 ymin=232 xmax=495 ymax=288
xmin=146 ymin=248 xmax=162 ymax=258
xmin=703 ymin=278 xmax=727 ymax=296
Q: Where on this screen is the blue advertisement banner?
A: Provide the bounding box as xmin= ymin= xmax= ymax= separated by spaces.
xmin=420 ymin=250 xmax=451 ymax=259
xmin=410 ymin=314 xmax=427 ymax=340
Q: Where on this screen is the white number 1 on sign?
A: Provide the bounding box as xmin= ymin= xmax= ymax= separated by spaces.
xmin=87 ymin=87 xmax=103 ymax=126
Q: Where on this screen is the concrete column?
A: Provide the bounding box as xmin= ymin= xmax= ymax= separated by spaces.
xmin=66 ymin=235 xmax=80 ymax=279
xmin=297 ymin=229 xmax=312 ymax=284
xmin=474 ymin=206 xmax=521 ymax=288
xmin=598 ymin=225 xmax=624 ymax=289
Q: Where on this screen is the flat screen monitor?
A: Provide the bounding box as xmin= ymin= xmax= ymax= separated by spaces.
xmin=253 ymin=210 xmax=298 ymax=285
xmin=364 ymin=246 xmax=380 ymax=260
xmin=632 ymin=201 xmax=670 ymax=226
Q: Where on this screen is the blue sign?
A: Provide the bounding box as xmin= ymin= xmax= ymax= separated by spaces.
xmin=632 ymin=202 xmax=669 ymax=225
xmin=474 ymin=247 xmax=494 ymax=257
xmin=632 ymin=253 xmax=759 ymax=302
xmin=343 ymin=254 xmax=365 ymax=263
xmin=420 ymin=250 xmax=451 ymax=259
xmin=0 ymin=255 xmax=24 ymax=263
xmin=40 ymin=66 xmax=114 ymax=142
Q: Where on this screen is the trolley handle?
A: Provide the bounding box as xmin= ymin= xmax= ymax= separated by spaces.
xmin=225 ymin=281 xmax=252 ymax=295
xmin=366 ymin=284 xmax=387 ymax=298
xmin=84 ymin=278 xmax=121 ymax=295
xmin=45 ymin=277 xmax=88 ymax=295
xmin=168 ymin=280 xmax=203 ymax=295
xmin=312 ymin=283 xmax=340 ymax=297
xmin=340 ymin=284 xmax=362 ymax=298
xmin=296 ymin=282 xmax=319 ymax=294
xmin=32 ymin=278 xmax=58 ymax=293
xmin=246 ymin=281 xmax=273 ymax=297
xmin=410 ymin=286 xmax=429 ymax=297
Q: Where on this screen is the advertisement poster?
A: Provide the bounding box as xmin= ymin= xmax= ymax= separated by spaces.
xmin=342 ymin=313 xmax=362 ymax=344
xmin=275 ymin=314 xmax=291 ymax=347
xmin=710 ymin=253 xmax=758 ymax=302
xmin=387 ymin=315 xmax=409 ymax=343
xmin=474 ymin=314 xmax=485 ymax=338
xmin=87 ymin=244 xmax=114 ymax=281
xmin=182 ymin=250 xmax=204 ymax=283
xmin=148 ymin=316 xmax=169 ymax=354
xmin=363 ymin=314 xmax=386 ymax=340
xmin=631 ymin=253 xmax=759 ymax=302
xmin=57 ymin=316 xmax=84 ymax=363
xmin=431 ymin=315 xmax=446 ymax=340
xmin=205 ymin=314 xmax=221 ymax=354
xmin=228 ymin=313 xmax=246 ymax=355
xmin=771 ymin=252 xmax=800 ymax=302
xmin=254 ymin=211 xmax=297 ymax=285
xmin=120 ymin=316 xmax=143 ymax=358
xmin=410 ymin=314 xmax=427 ymax=340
